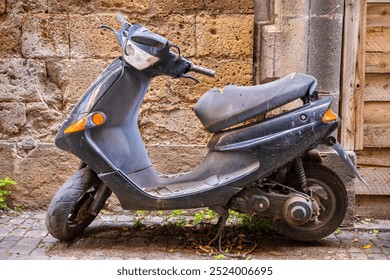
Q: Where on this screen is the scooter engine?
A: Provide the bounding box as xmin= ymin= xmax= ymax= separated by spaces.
xmin=229 ymin=187 xmax=314 ymax=226
xmin=282 ymin=196 xmax=313 ymax=226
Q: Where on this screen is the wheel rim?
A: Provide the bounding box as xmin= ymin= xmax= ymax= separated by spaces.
xmin=288 ymin=178 xmax=337 ymax=231
xmin=67 ymin=187 xmax=97 ymax=228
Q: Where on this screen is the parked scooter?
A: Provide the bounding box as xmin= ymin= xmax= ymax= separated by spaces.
xmin=46 ymin=14 xmax=366 ymax=243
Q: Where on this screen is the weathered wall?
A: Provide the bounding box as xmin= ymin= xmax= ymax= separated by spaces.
xmin=0 ymin=0 xmax=254 ymax=209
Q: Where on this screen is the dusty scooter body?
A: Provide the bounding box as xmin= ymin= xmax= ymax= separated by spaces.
xmin=46 ymin=15 xmax=364 ymax=242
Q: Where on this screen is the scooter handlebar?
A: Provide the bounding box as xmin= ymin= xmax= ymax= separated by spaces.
xmin=116 ymin=13 xmax=127 ymax=26
xmin=190 ymin=64 xmax=216 ymax=78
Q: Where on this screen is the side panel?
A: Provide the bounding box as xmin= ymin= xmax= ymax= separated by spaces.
xmin=88 ymin=65 xmax=152 ymax=174
xmin=208 ymin=97 xmax=339 ymax=176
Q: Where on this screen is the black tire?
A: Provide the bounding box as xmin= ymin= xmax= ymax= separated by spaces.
xmin=274 ymin=162 xmax=348 ymax=241
xmin=46 ymin=167 xmax=109 ymax=241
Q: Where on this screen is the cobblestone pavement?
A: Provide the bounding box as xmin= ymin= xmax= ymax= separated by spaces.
xmin=0 ymin=210 xmax=389 ymax=260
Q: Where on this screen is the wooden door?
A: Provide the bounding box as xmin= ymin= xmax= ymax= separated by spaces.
xmin=353 ymin=1 xmax=390 ymax=196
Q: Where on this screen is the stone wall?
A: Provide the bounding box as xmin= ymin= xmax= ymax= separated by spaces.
xmin=0 ymin=0 xmax=254 ymax=209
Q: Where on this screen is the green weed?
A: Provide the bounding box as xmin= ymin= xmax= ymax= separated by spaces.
xmin=0 ymin=177 xmax=16 ymax=210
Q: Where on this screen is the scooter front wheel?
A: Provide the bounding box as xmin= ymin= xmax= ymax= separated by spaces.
xmin=274 ymin=162 xmax=348 ymax=241
xmin=46 ymin=167 xmax=110 ymax=240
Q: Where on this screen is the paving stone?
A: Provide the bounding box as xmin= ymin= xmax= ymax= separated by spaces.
xmin=49 ymin=256 xmax=72 ymax=260
xmin=89 ymin=220 xmax=102 ymax=228
xmin=349 ymin=252 xmax=369 ymax=260
xmin=374 ymin=237 xmax=390 ymax=248
xmin=1 ymin=211 xmax=390 ymax=260
xmin=117 ymin=215 xmax=134 ymax=223
xmin=367 ymin=254 xmax=388 ymax=260
xmin=8 ymin=218 xmax=25 ymax=225
xmin=32 ymin=223 xmax=47 ymax=230
xmin=22 ymin=219 xmax=37 ymax=226
xmin=2 ymin=235 xmax=21 ymax=242
xmin=42 ymin=235 xmax=57 ymax=244
xmin=30 ymin=246 xmax=48 ymax=257
xmin=362 ymin=245 xmax=383 ymax=254
xmin=12 ymin=228 xmax=28 ymax=236
xmin=0 ymin=253 xmax=8 ymax=260
xmin=0 ymin=228 xmax=11 ymax=240
xmin=32 ymin=213 xmax=46 ymax=220
xmin=149 ymin=216 xmax=164 ymax=224
xmin=7 ymin=254 xmax=28 ymax=260
xmin=25 ymin=230 xmax=48 ymax=239
xmin=0 ymin=240 xmax=18 ymax=249
xmin=381 ymin=246 xmax=390 ymax=255
xmin=27 ymin=255 xmax=49 ymax=260
xmin=16 ymin=237 xmax=42 ymax=247
xmin=0 ymin=215 xmax=11 ymax=223
xmin=348 ymin=247 xmax=365 ymax=253
xmin=378 ymin=232 xmax=390 ymax=241
xmin=8 ymin=244 xmax=36 ymax=255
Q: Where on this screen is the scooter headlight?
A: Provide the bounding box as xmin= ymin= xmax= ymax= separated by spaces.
xmin=123 ymin=40 xmax=160 ymax=70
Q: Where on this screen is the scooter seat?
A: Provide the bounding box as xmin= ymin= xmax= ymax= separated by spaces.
xmin=194 ymin=73 xmax=317 ymax=133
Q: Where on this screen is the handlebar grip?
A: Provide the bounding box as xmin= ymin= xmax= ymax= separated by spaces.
xmin=190 ymin=64 xmax=216 ymax=78
xmin=116 ymin=13 xmax=127 ymax=25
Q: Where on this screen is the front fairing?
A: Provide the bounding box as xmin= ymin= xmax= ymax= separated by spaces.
xmin=55 ymin=57 xmax=154 ymax=174
xmin=54 ymin=58 xmax=124 ymax=172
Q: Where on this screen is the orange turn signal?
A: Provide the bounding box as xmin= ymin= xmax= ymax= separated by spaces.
xmin=64 ymin=116 xmax=87 ymax=134
xmin=322 ymin=108 xmax=338 ymax=123
xmin=92 ymin=113 xmax=105 ymax=126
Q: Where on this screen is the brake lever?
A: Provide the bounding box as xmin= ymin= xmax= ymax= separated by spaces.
xmin=179 ymin=73 xmax=200 ymax=84
xmin=99 ymin=25 xmax=116 ymax=33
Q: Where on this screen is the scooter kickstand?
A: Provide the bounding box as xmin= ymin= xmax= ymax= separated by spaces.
xmin=208 ymin=206 xmax=229 ymax=252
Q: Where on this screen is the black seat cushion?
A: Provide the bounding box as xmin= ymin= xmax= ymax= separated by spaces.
xmin=194 ymin=73 xmax=317 ymax=133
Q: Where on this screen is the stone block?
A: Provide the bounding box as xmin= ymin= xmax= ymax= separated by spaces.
xmin=98 ymin=0 xmax=149 ymax=13
xmin=258 ymin=24 xmax=278 ymax=82
xmin=22 ymin=14 xmax=69 ymax=58
xmin=280 ymin=0 xmax=310 ymax=18
xmin=147 ymin=15 xmax=196 ymax=58
xmin=308 ymin=16 xmax=343 ymax=94
xmin=0 ymin=59 xmax=47 ymax=103
xmin=48 ymin=0 xmax=95 ymax=14
xmin=25 ymin=102 xmax=63 ymax=143
xmin=0 ymin=102 xmax=26 ymax=138
xmin=274 ymin=17 xmax=310 ymax=77
xmin=154 ymin=0 xmax=254 ymax=15
xmin=196 ymin=14 xmax=253 ymax=58
xmin=310 ymin=0 xmax=344 ymax=17
xmin=0 ymin=0 xmax=5 ymax=14
xmin=69 ymin=14 xmax=121 ymax=58
xmin=6 ymin=0 xmax=48 ymax=14
xmin=0 ymin=17 xmax=22 ymax=57
xmin=144 ymin=76 xmax=171 ymax=103
xmin=0 ymin=143 xmax=16 ymax=178
xmin=13 ymin=144 xmax=79 ymax=209
xmin=139 ymin=104 xmax=209 ymax=146
xmin=146 ymin=145 xmax=207 ymax=174
xmin=46 ymin=59 xmax=110 ymax=114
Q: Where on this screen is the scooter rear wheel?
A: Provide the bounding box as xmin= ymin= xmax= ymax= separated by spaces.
xmin=274 ymin=162 xmax=348 ymax=241
xmin=46 ymin=167 xmax=110 ymax=240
